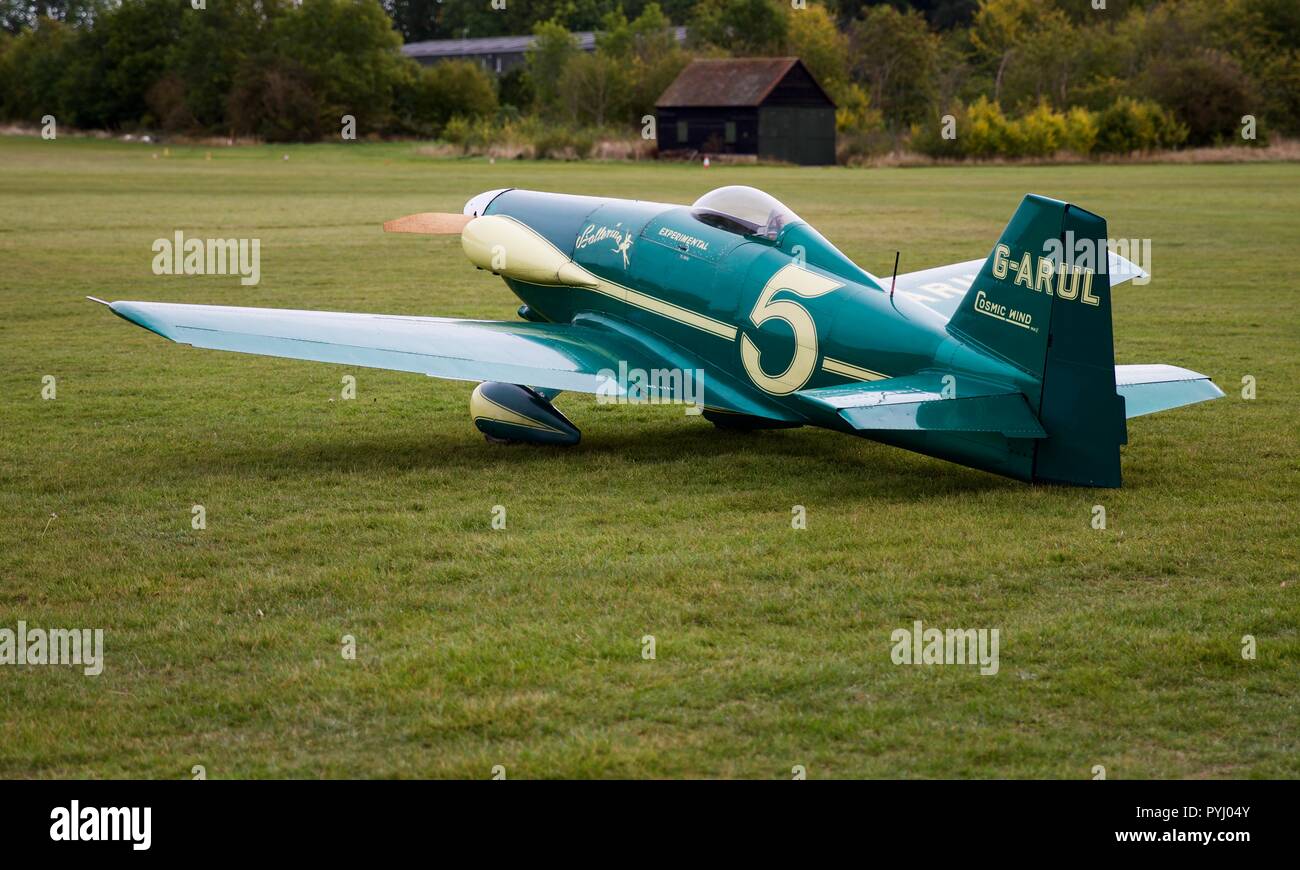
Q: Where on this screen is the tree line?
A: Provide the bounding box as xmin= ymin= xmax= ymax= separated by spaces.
xmin=0 ymin=0 xmax=498 ymax=140
xmin=1 ymin=0 xmax=1297 ymax=157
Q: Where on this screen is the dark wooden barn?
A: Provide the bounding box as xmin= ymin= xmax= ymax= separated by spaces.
xmin=655 ymin=58 xmax=837 ymax=166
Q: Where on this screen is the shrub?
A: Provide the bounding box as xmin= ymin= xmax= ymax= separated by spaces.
xmin=441 ymin=115 xmax=499 ymax=151
xmin=909 ymin=105 xmax=965 ymax=158
xmin=835 ymin=83 xmax=884 ymax=135
xmin=1061 ymin=106 xmax=1099 ymax=156
xmin=1141 ymin=49 xmax=1254 ymax=146
xmin=1094 ymin=96 xmax=1187 ymax=154
xmin=1019 ymin=101 xmax=1067 ymax=157
xmin=837 ymin=128 xmax=895 ymax=164
xmin=964 ymin=96 xmax=1022 ymax=158
xmin=912 ymin=100 xmax=1100 ymax=160
xmin=530 ymin=125 xmax=596 ymax=160
xmin=394 ymin=60 xmax=498 ymax=137
xmin=227 ymin=57 xmax=324 ymax=142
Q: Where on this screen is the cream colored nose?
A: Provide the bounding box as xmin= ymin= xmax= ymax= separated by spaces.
xmin=461 ymin=216 xmax=597 ymax=289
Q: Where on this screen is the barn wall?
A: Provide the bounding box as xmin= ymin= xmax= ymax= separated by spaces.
xmin=758 ymin=106 xmax=836 ymax=165
xmin=655 ymin=107 xmax=760 ymax=154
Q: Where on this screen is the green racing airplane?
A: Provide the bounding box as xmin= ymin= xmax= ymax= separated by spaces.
xmin=93 ymin=185 xmax=1223 ymax=487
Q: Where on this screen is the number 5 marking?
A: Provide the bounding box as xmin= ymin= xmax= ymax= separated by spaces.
xmin=741 ymin=263 xmax=843 ymax=395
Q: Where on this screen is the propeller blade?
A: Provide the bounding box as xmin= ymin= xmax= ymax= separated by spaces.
xmin=382 ymin=212 xmax=474 ymax=235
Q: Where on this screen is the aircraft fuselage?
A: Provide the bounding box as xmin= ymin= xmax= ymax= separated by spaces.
xmin=477 ymin=188 xmax=1029 ymax=432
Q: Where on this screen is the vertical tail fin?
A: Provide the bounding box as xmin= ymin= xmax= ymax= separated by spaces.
xmin=947 ymin=194 xmax=1128 ymax=487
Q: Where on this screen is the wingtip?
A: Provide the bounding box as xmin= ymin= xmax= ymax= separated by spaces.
xmin=86 ymin=296 xmax=111 ymax=306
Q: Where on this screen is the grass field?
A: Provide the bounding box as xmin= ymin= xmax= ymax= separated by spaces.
xmin=1 ymin=135 xmax=1296 ymax=779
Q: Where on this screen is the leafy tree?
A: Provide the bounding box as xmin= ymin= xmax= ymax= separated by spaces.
xmin=1 ymin=0 xmax=108 ymax=34
xmin=594 ymin=7 xmax=634 ymax=59
xmin=269 ymin=0 xmax=407 ymax=134
xmin=559 ymin=50 xmax=626 ymax=126
xmin=644 ymin=0 xmax=698 ymax=25
xmin=167 ymin=0 xmax=278 ymax=132
xmin=545 ymin=3 xmax=686 ymax=129
xmin=968 ymin=0 xmax=1036 ymax=105
xmin=1141 ymin=48 xmax=1255 ymax=145
xmin=830 ymin=1 xmax=978 ymax=30
xmin=77 ymin=0 xmax=185 ymax=129
xmin=227 ymin=55 xmax=323 ymax=141
xmin=629 ymin=1 xmax=679 ymax=60
xmin=688 ymin=0 xmax=787 ymax=55
xmin=52 ymin=21 xmax=113 ymax=127
xmin=0 ymin=16 xmax=71 ymax=121
xmin=395 ymin=58 xmax=497 ymax=136
xmin=380 ymin=0 xmax=443 ymax=42
xmin=994 ymin=4 xmax=1088 ymax=111
xmin=526 ymin=18 xmax=579 ymax=120
xmin=624 ymin=2 xmax=689 ymax=123
xmin=786 ymin=2 xmax=850 ymax=104
xmin=1051 ymin=0 xmax=1151 ymax=24
xmin=387 ymin=0 xmax=626 ymax=42
xmin=1252 ymin=49 xmax=1300 ymax=135
xmin=849 ymin=4 xmax=938 ymax=127
xmin=498 ymin=65 xmax=534 ymax=112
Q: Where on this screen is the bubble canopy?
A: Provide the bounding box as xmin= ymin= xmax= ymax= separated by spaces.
xmin=690 ymin=186 xmax=801 ymax=240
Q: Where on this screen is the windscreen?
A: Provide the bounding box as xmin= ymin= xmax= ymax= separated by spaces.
xmin=690 ymin=186 xmax=800 ymax=240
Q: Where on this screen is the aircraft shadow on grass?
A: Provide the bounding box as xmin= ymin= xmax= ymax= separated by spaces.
xmin=179 ymin=420 xmax=1013 ymax=502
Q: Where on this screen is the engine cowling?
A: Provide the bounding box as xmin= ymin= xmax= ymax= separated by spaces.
xmin=470 ymin=382 xmax=580 ymax=446
xmin=461 ymin=215 xmax=596 ymax=289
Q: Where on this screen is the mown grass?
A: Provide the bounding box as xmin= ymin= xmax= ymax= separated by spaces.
xmin=0 ymin=136 xmax=1295 ymax=778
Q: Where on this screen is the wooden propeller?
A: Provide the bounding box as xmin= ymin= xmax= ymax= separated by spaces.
xmin=382 ymin=212 xmax=474 ymax=235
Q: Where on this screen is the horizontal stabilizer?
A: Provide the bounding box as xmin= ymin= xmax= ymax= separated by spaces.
xmin=1115 ymin=364 xmax=1224 ymax=418
xmin=797 ymin=372 xmax=1046 ymax=437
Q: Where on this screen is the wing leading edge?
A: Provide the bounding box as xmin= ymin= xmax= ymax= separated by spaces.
xmin=105 ymin=300 xmax=630 ymax=393
xmin=97 ymin=299 xmax=794 ymax=419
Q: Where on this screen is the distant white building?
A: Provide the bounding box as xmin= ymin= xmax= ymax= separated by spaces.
xmin=401 ymin=27 xmax=688 ymax=75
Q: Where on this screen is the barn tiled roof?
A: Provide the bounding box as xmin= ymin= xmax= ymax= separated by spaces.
xmin=655 ymin=58 xmax=819 ymax=108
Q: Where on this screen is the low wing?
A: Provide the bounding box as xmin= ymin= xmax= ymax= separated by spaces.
xmin=796 ymin=372 xmax=1046 ymax=437
xmin=101 ymin=300 xmax=648 ymax=396
xmin=1115 ymin=364 xmax=1224 ymax=418
xmin=95 ymin=299 xmax=791 ymax=418
xmin=895 ymin=250 xmax=1148 ymax=321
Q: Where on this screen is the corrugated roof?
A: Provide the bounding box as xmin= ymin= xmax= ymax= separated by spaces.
xmin=402 ymin=27 xmax=687 ymax=59
xmin=656 ymin=58 xmax=821 ymax=108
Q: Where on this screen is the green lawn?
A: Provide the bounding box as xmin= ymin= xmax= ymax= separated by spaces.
xmin=0 ymin=135 xmax=1295 ymax=778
